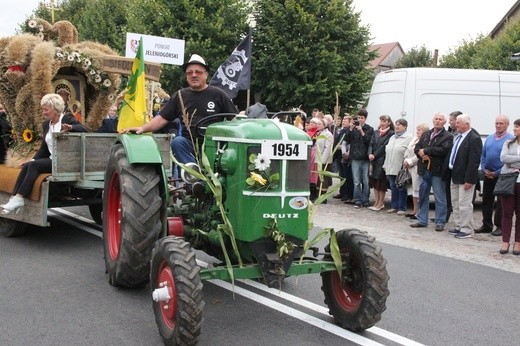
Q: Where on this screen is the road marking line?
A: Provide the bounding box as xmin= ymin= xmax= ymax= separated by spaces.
xmin=198 ymin=260 xmax=423 ymax=346
xmin=48 ymin=209 xmax=103 ymax=238
xmin=209 ymin=279 xmax=385 ymax=346
xmin=242 ymin=279 xmax=424 ymax=346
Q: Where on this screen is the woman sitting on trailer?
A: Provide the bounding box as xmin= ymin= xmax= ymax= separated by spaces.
xmin=1 ymin=93 xmax=88 ymax=214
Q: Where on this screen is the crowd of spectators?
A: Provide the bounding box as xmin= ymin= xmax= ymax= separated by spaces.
xmin=303 ymin=108 xmax=520 ymax=255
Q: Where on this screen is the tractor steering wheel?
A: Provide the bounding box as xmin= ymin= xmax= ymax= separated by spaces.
xmin=193 ymin=113 xmax=237 ymax=137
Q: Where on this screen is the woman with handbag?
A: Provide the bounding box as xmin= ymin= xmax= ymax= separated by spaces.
xmin=383 ymin=118 xmax=412 ymax=214
xmin=498 ymin=118 xmax=520 ymax=255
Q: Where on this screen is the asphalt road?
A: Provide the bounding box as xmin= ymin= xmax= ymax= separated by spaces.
xmin=0 ymin=202 xmax=519 ymax=346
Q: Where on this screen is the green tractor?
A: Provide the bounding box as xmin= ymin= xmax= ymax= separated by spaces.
xmin=102 ymin=114 xmax=389 ymax=345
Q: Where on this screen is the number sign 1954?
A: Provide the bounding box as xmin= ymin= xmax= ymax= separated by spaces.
xmin=260 ymin=140 xmax=307 ymax=160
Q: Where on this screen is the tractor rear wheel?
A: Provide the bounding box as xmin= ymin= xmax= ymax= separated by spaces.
xmin=0 ymin=218 xmax=27 ymax=237
xmin=151 ymin=236 xmax=204 ymax=346
xmin=103 ymin=143 xmax=163 ymax=288
xmin=321 ymin=229 xmax=389 ymax=331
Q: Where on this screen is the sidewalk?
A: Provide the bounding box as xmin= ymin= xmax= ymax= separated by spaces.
xmin=313 ymin=197 xmax=520 ymax=274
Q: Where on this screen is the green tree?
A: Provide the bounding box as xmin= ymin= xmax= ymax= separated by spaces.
xmin=252 ymin=0 xmax=375 ymax=113
xmin=126 ymin=0 xmax=250 ymax=92
xmin=440 ymin=20 xmax=520 ymax=71
xmin=439 ymin=36 xmax=489 ymax=68
xmin=65 ymin=0 xmax=128 ymax=51
xmin=394 ymin=45 xmax=434 ymax=68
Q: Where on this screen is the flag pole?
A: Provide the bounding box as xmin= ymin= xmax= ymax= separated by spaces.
xmin=149 ymin=81 xmax=155 ymax=122
xmin=246 ymin=27 xmax=252 ymax=112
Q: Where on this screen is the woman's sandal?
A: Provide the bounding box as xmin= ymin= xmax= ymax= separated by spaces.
xmin=500 ymin=242 xmax=510 ymax=255
xmin=513 ymin=242 xmax=520 ymax=256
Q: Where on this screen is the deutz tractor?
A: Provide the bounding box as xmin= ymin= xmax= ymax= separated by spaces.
xmin=102 ymin=114 xmax=389 ymax=345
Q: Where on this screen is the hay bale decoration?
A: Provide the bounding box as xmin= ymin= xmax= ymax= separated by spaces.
xmin=0 ymin=18 xmax=122 ymax=163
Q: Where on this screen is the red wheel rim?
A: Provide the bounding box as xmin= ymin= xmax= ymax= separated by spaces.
xmin=331 ymin=255 xmax=363 ymax=312
xmin=107 ymin=172 xmax=122 ymax=260
xmin=158 ymin=260 xmax=177 ymax=329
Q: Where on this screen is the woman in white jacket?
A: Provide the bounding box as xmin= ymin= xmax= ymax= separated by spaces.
xmin=402 ymin=123 xmax=430 ymax=218
xmin=314 ymin=117 xmax=334 ymax=203
xmin=382 ymin=119 xmax=412 ymax=214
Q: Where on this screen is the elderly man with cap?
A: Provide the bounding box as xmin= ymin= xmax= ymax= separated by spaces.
xmin=128 ymin=54 xmax=238 ymax=165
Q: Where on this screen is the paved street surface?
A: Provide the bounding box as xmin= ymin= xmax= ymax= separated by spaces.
xmin=0 ymin=200 xmax=519 ymax=345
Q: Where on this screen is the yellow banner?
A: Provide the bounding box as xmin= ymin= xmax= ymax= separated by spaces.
xmin=117 ymin=37 xmax=148 ymax=131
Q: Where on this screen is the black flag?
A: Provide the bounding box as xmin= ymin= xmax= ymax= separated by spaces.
xmin=210 ymin=34 xmax=251 ymax=99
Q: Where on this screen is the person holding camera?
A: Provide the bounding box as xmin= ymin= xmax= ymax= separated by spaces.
xmin=343 ymin=109 xmax=374 ymax=208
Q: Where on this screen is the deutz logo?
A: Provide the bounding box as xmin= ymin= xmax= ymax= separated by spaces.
xmin=263 ymin=213 xmax=299 ymax=219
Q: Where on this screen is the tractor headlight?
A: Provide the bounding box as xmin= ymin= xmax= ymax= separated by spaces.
xmin=218 ymin=148 xmax=237 ymax=174
xmin=180 ymin=162 xmax=201 ymax=184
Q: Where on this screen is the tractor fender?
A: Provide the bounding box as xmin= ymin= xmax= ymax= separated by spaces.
xmin=114 ymin=133 xmax=169 ymax=192
xmin=115 ymin=133 xmax=164 ymax=164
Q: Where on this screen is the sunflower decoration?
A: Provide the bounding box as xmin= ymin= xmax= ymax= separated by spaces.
xmin=22 ymin=128 xmax=35 ymax=143
xmin=10 ymin=127 xmax=41 ymax=157
xmin=246 ymin=153 xmax=280 ymax=190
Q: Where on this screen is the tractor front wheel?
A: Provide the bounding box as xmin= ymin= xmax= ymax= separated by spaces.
xmin=321 ymin=229 xmax=389 ymax=331
xmin=103 ymin=144 xmax=163 ymax=288
xmin=151 ymin=236 xmax=204 ymax=345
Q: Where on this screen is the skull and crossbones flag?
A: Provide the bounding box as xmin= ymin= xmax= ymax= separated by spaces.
xmin=210 ymin=33 xmax=251 ymax=99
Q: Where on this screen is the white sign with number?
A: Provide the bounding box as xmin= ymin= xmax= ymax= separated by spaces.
xmin=261 ymin=140 xmax=307 ymax=160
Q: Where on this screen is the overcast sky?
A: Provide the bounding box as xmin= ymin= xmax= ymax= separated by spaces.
xmin=352 ymin=0 xmax=517 ymax=55
xmin=1 ymin=0 xmax=518 ymax=56
xmin=0 ymin=1 xmax=40 ymax=37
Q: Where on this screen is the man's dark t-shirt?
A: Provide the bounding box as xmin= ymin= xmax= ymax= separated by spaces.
xmin=160 ymin=85 xmax=238 ymax=137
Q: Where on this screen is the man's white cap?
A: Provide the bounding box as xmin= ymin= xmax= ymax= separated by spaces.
xmin=182 ymin=54 xmax=208 ymax=71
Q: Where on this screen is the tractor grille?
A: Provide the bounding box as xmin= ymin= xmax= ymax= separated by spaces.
xmin=247 ymin=146 xmax=310 ymax=191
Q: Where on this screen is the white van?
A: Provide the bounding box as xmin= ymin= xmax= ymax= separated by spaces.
xmin=365 ymin=67 xmax=520 ymax=136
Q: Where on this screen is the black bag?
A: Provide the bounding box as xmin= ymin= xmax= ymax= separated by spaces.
xmin=396 ymin=167 xmax=412 ymax=188
xmin=493 ymin=172 xmax=519 ymax=196
xmin=0 ymin=114 xmax=13 ymax=147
